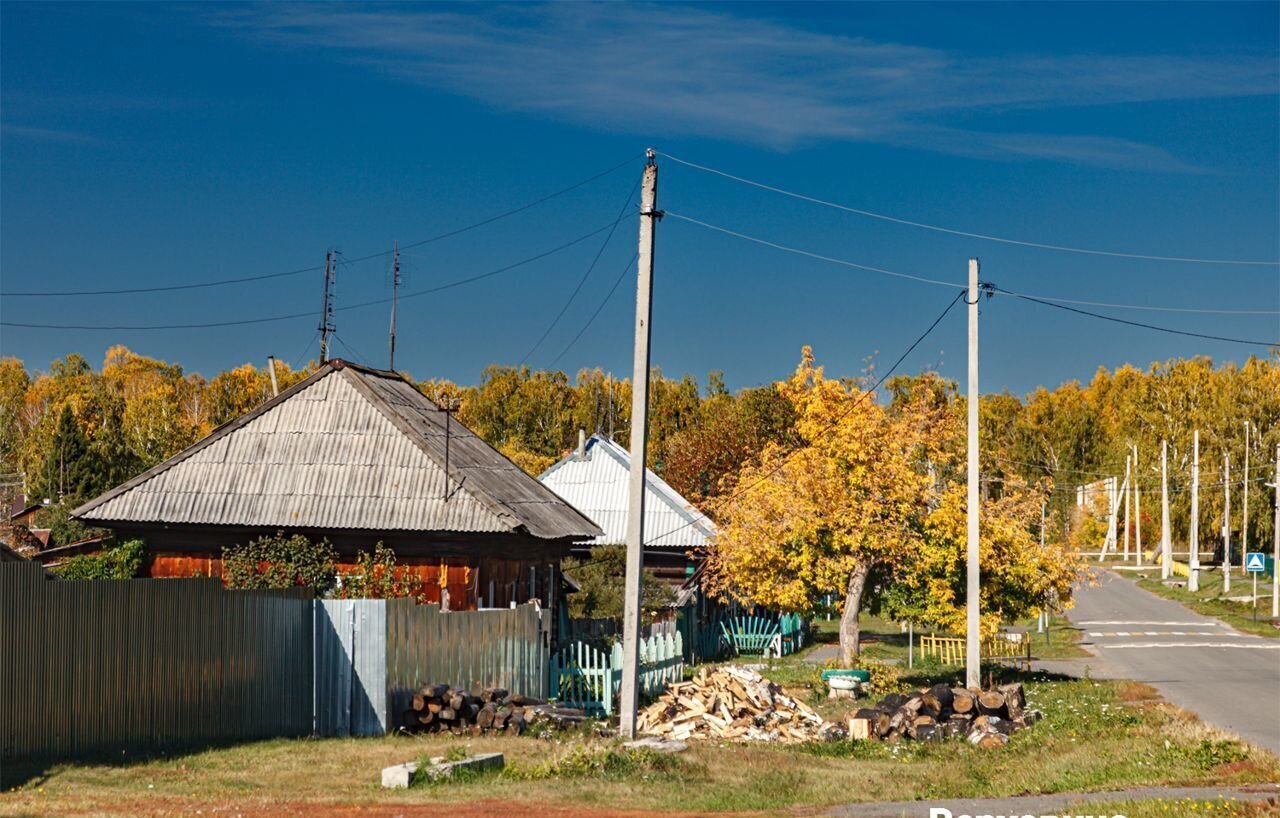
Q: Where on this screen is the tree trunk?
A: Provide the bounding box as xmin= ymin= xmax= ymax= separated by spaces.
xmin=838 ymin=563 xmax=870 ymax=666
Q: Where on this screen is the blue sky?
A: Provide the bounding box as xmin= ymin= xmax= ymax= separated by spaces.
xmin=2 ymin=2 xmax=1277 ymax=395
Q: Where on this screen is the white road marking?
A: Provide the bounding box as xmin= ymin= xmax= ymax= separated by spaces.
xmin=1077 ymin=620 xmax=1226 ymax=627
xmin=1090 ymin=631 xmax=1231 ymax=637
xmin=1100 ymin=642 xmax=1280 ymax=650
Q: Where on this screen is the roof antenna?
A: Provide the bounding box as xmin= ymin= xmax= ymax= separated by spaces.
xmin=318 ymin=250 xmax=337 ymax=364
xmin=388 ymin=241 xmax=400 ymax=370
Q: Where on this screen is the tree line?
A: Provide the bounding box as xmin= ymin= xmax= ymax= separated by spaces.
xmin=1 ymin=345 xmax=1276 ymax=564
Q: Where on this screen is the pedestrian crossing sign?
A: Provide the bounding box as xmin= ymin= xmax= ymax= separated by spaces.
xmin=1245 ymin=552 xmax=1266 ymax=573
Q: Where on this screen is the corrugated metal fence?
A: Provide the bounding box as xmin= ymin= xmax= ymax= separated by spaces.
xmin=385 ymin=599 xmax=549 ymax=721
xmin=0 ymin=563 xmax=553 ymax=774
xmin=0 ymin=562 xmax=313 ymax=775
xmin=314 ymin=599 xmax=388 ymax=737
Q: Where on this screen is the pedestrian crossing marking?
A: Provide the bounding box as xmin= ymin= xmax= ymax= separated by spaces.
xmin=1089 ymin=631 xmax=1221 ymax=637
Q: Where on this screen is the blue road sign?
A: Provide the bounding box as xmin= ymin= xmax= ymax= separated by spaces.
xmin=1245 ymin=552 xmax=1266 ymax=573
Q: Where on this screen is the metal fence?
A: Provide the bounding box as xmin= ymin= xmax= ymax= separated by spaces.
xmin=315 ymin=599 xmax=388 ymax=738
xmin=0 ymin=562 xmax=313 ymax=778
xmin=384 ymin=599 xmax=550 ymax=723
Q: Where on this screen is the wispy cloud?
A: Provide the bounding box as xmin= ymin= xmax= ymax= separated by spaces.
xmin=1 ymin=123 xmax=98 ymax=145
xmin=214 ymin=4 xmax=1277 ymax=170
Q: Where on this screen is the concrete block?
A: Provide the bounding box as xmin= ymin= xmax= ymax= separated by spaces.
xmin=381 ymin=752 xmax=505 ymax=788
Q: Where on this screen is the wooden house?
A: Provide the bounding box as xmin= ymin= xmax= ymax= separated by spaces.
xmin=72 ymin=360 xmax=602 ymax=609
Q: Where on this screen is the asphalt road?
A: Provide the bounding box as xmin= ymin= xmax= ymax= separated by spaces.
xmin=1063 ymin=570 xmax=1280 ymax=753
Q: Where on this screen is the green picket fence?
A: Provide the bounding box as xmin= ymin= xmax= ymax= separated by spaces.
xmin=548 ymin=632 xmax=685 ymax=717
xmin=721 ymin=612 xmax=805 ymax=657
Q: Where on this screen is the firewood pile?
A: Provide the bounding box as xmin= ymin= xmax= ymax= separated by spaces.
xmin=636 ymin=665 xmax=841 ymax=743
xmin=846 ymin=682 xmax=1042 ymax=747
xmin=399 ymin=684 xmax=589 ymax=736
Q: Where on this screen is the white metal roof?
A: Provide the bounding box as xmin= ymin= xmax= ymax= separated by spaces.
xmin=538 ymin=434 xmax=717 ymax=550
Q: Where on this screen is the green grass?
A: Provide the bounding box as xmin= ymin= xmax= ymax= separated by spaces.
xmin=1126 ymin=567 xmax=1280 ymax=638
xmin=5 ymin=674 xmax=1275 ymax=817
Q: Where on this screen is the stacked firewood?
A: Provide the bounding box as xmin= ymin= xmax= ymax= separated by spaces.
xmin=847 ymin=682 xmax=1041 ymax=747
xmin=399 ymin=685 xmax=588 ymax=736
xmin=637 ymin=665 xmax=841 ymax=743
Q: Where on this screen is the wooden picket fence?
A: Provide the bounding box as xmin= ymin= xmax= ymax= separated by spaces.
xmin=720 ymin=612 xmax=805 ymax=657
xmin=917 ymin=632 xmax=1032 ymax=670
xmin=548 ymin=632 xmax=684 ymax=717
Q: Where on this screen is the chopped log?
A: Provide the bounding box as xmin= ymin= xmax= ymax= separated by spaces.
xmin=913 ymin=724 xmax=943 ymax=742
xmin=977 ymin=690 xmax=1007 ymax=716
xmin=493 ymin=707 xmax=512 ymax=729
xmin=417 ymin=711 xmax=435 ymax=726
xmin=411 ymin=693 xmax=427 ymax=712
xmin=916 ymin=693 xmax=941 ymax=719
xmin=420 ymin=684 xmax=450 ymax=699
xmin=508 ymin=694 xmax=546 ymax=706
xmin=506 ymin=714 xmax=526 ymax=736
xmin=476 ymin=704 xmax=496 ymax=728
xmin=951 ymin=688 xmax=975 ymax=714
xmin=448 ymin=692 xmax=466 ymax=711
xmin=996 ymin=682 xmax=1025 ymax=710
xmin=928 ymin=683 xmax=955 ymax=712
xmin=438 ymin=707 xmax=457 ymax=721
xmin=972 ymin=730 xmax=1008 ymax=749
xmin=879 ymin=693 xmax=908 ymax=711
xmin=427 ymin=701 xmax=443 ymax=714
xmin=482 ymin=687 xmax=509 ymax=704
xmin=400 ymin=709 xmax=421 ymax=730
xmin=847 ymin=717 xmax=872 ymax=740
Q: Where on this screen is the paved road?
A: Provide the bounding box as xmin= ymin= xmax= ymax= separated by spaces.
xmin=1062 ymin=570 xmax=1280 ymax=753
xmin=827 ymin=784 xmax=1280 ymax=818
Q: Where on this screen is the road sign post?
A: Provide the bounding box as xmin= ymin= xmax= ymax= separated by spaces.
xmin=1245 ymin=551 xmax=1266 ymax=623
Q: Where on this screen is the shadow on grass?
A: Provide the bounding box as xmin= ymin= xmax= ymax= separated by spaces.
xmin=0 ymin=732 xmax=318 ymax=790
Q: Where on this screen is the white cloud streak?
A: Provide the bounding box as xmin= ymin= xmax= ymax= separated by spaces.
xmin=215 ymin=4 xmax=1277 ymax=170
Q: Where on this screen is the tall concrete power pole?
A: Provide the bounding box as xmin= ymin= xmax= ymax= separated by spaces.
xmin=1242 ymin=421 xmax=1250 ymax=565
xmin=1161 ymin=439 xmax=1172 ymax=580
xmin=318 ymin=250 xmax=336 ymax=364
xmin=1223 ymin=453 xmax=1231 ymax=593
xmin=965 ymin=257 xmax=981 ymax=690
xmin=1189 ymin=430 xmax=1200 ymax=593
xmin=620 ymin=150 xmax=659 ymax=739
xmin=1123 ymin=455 xmax=1132 ymax=561
xmin=389 ymin=242 xmax=401 ymax=370
xmin=1133 ymin=444 xmax=1142 ymax=567
xmin=1272 ymin=443 xmax=1279 ymax=619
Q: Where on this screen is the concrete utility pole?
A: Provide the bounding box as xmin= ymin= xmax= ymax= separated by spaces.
xmin=1242 ymin=421 xmax=1250 ymax=565
xmin=389 ymin=242 xmax=401 ymax=370
xmin=620 ymin=150 xmax=659 ymax=738
xmin=1223 ymin=452 xmax=1231 ymax=593
xmin=267 ymin=355 xmax=279 ymax=397
xmin=1190 ymin=430 xmax=1200 ymax=592
xmin=1161 ymin=439 xmax=1172 ymax=580
xmin=965 ymin=257 xmax=981 ymax=690
xmin=1123 ymin=455 xmax=1132 ymax=561
xmin=1272 ymin=443 xmax=1279 ymax=619
xmin=1133 ymin=444 xmax=1142 ymax=567
xmin=318 ymin=250 xmax=336 ymax=364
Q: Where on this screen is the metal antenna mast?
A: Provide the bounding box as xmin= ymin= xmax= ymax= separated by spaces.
xmin=389 ymin=242 xmax=401 ymax=370
xmin=318 ymin=250 xmax=336 ymax=364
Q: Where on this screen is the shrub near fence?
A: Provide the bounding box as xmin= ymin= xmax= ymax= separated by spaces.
xmin=0 ymin=562 xmax=313 ymax=782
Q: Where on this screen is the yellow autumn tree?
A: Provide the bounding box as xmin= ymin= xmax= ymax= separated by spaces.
xmin=706 ymin=348 xmax=1084 ymax=665
xmin=704 ymin=348 xmax=937 ymax=665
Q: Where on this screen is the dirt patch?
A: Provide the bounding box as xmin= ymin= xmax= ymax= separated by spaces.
xmin=0 ymin=796 xmax=763 ymax=818
xmin=1116 ymin=680 xmax=1161 ymax=703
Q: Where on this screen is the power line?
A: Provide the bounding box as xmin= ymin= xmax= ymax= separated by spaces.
xmin=520 ymin=177 xmax=641 ymax=366
xmin=546 ymin=253 xmax=638 ymax=369
xmin=643 ymin=289 xmax=965 ymax=543
xmin=993 ymin=287 xmax=1280 ymax=348
xmin=666 ymin=211 xmax=962 ymax=290
xmin=668 ymin=210 xmax=1280 ymax=315
xmin=1 ymin=222 xmax=620 ymax=331
xmin=660 ymin=151 xmax=1279 ymax=267
xmin=2 ymin=153 xmax=643 ymax=298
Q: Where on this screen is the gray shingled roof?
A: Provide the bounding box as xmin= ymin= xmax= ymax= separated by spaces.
xmin=72 ymin=361 xmax=602 ymax=541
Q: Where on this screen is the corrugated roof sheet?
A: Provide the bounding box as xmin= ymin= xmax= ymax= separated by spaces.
xmin=538 ymin=434 xmax=717 ymax=549
xmin=73 ymin=361 xmax=601 ymax=540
